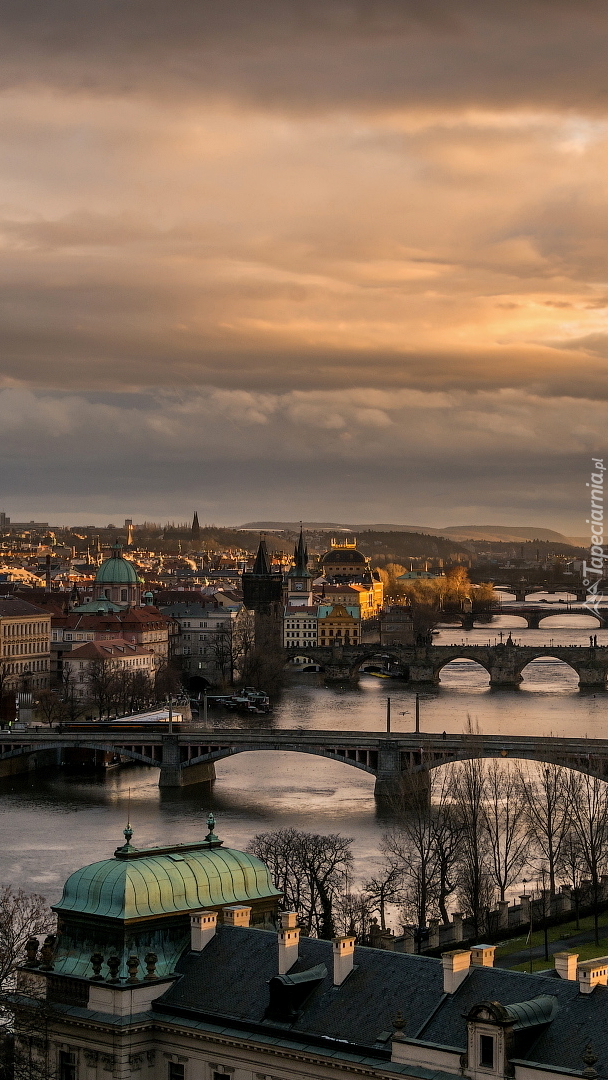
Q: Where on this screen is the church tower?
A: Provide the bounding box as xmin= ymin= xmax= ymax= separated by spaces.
xmin=286 ymin=527 xmax=313 ymax=606
xmin=191 ymin=511 xmax=201 ymax=542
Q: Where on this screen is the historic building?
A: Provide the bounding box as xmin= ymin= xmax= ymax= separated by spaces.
xmin=316 ymin=603 xmax=360 ymax=646
xmin=14 ymin=822 xmax=608 ymax=1080
xmin=63 ymin=640 xmax=157 ymax=699
xmin=0 ymin=595 xmax=51 ymax=690
xmin=318 ymin=538 xmax=383 ymax=616
xmin=157 ymin=600 xmax=253 ymax=688
xmin=92 ymin=541 xmax=142 ymax=606
xmin=51 ymin=608 xmax=170 ymax=683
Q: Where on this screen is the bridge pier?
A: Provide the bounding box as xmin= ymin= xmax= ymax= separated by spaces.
xmin=158 ymin=735 xmax=217 ymax=787
xmin=576 ymin=665 xmax=607 ymax=689
xmin=488 ymin=664 xmax=522 ymax=688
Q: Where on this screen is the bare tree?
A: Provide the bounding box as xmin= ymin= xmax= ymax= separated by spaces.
xmin=85 ymin=658 xmax=116 ymax=719
xmin=0 ymin=887 xmax=55 ymax=996
xmin=482 ymin=761 xmax=529 ymax=902
xmin=560 ymin=828 xmax=586 ymax=930
xmin=363 ymin=865 xmax=403 ymax=931
xmin=335 ymin=891 xmax=374 ymax=942
xmin=452 ymin=756 xmax=493 ymax=937
xmin=383 ymin=776 xmax=437 ymax=937
xmin=518 ymin=762 xmax=570 ymax=895
xmin=248 ymin=828 xmax=353 ymax=939
xmin=566 ymin=772 xmax=608 ymax=944
xmin=33 ymin=692 xmax=61 ymax=730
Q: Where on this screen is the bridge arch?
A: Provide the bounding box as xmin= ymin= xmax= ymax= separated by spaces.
xmin=0 ymin=742 xmax=161 ymax=768
xmin=183 ymin=744 xmax=377 ymax=777
xmin=434 ymin=652 xmax=492 ymax=678
xmin=417 ymin=751 xmax=608 ymax=783
xmin=518 ymin=654 xmax=581 ymax=688
xmin=537 ymin=612 xmax=603 ymax=628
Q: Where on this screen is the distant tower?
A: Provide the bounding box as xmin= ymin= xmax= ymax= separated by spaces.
xmin=126 ymin=523 xmax=134 ymax=547
xmin=286 ymin=527 xmax=312 ymax=606
xmin=191 ymin=512 xmax=201 ymax=543
xmin=242 ymin=538 xmax=284 ymax=652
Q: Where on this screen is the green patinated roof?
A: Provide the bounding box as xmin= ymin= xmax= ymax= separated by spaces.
xmin=54 ymin=844 xmax=281 ymax=921
xmin=95 ymin=542 xmax=138 ymax=585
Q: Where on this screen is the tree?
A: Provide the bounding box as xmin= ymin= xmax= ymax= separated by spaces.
xmin=248 ymin=828 xmax=353 ymax=939
xmin=518 ymin=762 xmax=570 ymax=896
xmin=482 ymin=761 xmax=529 ymax=902
xmin=85 ymin=658 xmax=116 ymax=719
xmin=381 ymin=769 xmax=460 ymax=939
xmin=452 ymin=756 xmax=493 ymax=937
xmin=33 ymin=692 xmax=61 ymax=730
xmin=0 ymin=887 xmax=55 ymax=998
xmin=363 ymin=865 xmax=403 ymax=931
xmin=566 ymin=772 xmax=608 ymax=944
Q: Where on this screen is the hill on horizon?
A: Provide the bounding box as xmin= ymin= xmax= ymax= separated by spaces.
xmin=240 ymin=521 xmax=575 ymax=545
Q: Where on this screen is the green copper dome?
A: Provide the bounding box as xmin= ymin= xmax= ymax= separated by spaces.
xmin=95 ymin=541 xmax=138 ymax=585
xmin=54 ymin=843 xmax=280 ymax=921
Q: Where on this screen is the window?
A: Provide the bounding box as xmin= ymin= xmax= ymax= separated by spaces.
xmin=212 ymin=1074 xmax=230 ymax=1080
xmin=59 ymin=1051 xmax=77 ymax=1080
xmin=168 ymin=1064 xmax=184 ymax=1080
xmin=479 ymin=1034 xmax=494 ymax=1068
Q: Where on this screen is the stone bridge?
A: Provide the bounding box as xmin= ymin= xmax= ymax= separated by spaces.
xmin=468 ymin=572 xmax=587 ymax=603
xmin=442 ymin=603 xmax=607 ymax=629
xmin=286 ymin=642 xmax=608 ymax=687
xmin=4 ymin=727 xmax=608 ymax=796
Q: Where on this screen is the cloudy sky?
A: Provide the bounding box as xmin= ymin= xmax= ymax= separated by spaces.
xmin=1 ymin=1 xmax=607 ymax=529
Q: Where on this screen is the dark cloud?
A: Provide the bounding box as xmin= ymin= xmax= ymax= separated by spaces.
xmin=0 ymin=0 xmax=605 ymax=521
xmin=0 ymin=1 xmax=607 ymax=111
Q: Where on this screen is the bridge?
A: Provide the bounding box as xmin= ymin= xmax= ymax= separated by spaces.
xmin=3 ymin=726 xmax=608 ymax=796
xmin=468 ymin=570 xmax=586 ymax=602
xmin=286 ymin=642 xmax=608 ymax=687
xmin=441 ymin=603 xmax=607 ymax=629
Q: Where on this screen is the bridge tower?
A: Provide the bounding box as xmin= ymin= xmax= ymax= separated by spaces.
xmin=242 ymin=537 xmax=284 ymax=650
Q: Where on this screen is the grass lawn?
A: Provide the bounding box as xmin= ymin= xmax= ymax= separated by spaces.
xmin=495 ymin=912 xmax=608 ymax=959
xmin=512 ymin=937 xmax=608 ymax=972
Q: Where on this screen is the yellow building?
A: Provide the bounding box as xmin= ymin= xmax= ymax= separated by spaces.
xmin=317 ymin=603 xmax=360 ymax=647
xmin=318 ymin=538 xmax=383 ymax=616
xmin=0 ymin=596 xmax=51 ymax=690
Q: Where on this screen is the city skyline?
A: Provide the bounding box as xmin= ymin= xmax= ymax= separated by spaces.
xmin=0 ymin=2 xmax=606 ymax=528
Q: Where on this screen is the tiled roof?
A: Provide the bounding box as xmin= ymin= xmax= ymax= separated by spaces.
xmin=67 ymin=640 xmax=154 ymax=659
xmin=158 ymin=929 xmax=608 ymax=1075
xmin=0 ymin=596 xmax=48 ymax=617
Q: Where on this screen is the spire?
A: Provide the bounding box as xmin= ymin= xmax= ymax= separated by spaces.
xmin=252 ymin=536 xmax=272 ymax=576
xmin=294 ymin=525 xmax=308 ymax=574
xmin=191 ymin=511 xmax=201 ymax=541
xmin=288 ymin=525 xmax=311 ymax=582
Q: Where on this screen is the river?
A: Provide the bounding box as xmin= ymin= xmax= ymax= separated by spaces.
xmin=1 ymin=597 xmax=607 ymax=908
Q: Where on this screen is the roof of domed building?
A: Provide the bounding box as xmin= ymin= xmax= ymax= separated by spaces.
xmin=54 ymin=823 xmax=281 ymax=922
xmin=95 ymin=540 xmax=139 ymax=585
xmin=320 ymin=546 xmax=367 ymax=565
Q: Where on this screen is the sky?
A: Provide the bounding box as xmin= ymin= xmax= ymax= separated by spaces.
xmin=1 ymin=1 xmax=607 ymax=530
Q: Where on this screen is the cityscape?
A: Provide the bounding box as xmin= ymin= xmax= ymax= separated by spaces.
xmin=1 ymin=4 xmax=608 ymax=1080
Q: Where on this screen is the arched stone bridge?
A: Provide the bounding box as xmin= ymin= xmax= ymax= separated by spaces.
xmin=442 ymin=603 xmax=607 ymax=629
xmin=4 ymin=728 xmax=608 ymax=796
xmin=285 ymin=642 xmax=608 ymax=687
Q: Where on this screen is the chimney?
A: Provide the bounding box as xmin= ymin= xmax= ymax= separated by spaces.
xmin=278 ymin=912 xmax=300 ymax=975
xmin=190 ymin=910 xmax=217 ymax=951
xmin=470 ymin=944 xmax=496 ymax=968
xmin=577 ymin=956 xmax=608 ymax=994
xmin=555 ymin=951 xmax=578 ymax=980
xmin=332 ymin=935 xmax=355 ymax=986
xmin=223 ymin=904 xmax=251 ymax=927
xmin=442 ymin=950 xmax=471 ymax=994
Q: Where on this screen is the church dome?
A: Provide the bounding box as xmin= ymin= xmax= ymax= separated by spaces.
xmin=321 ymin=547 xmax=366 ymax=566
xmin=95 ymin=542 xmax=139 ymax=585
xmin=54 ymin=841 xmax=280 ymax=921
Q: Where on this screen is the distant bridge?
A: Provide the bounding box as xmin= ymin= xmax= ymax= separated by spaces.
xmin=285 ymin=642 xmax=608 ymax=688
xmin=468 ymin=571 xmax=586 ymax=603
xmin=4 ymin=727 xmax=608 ymax=795
xmin=442 ymin=603 xmax=607 ymax=629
